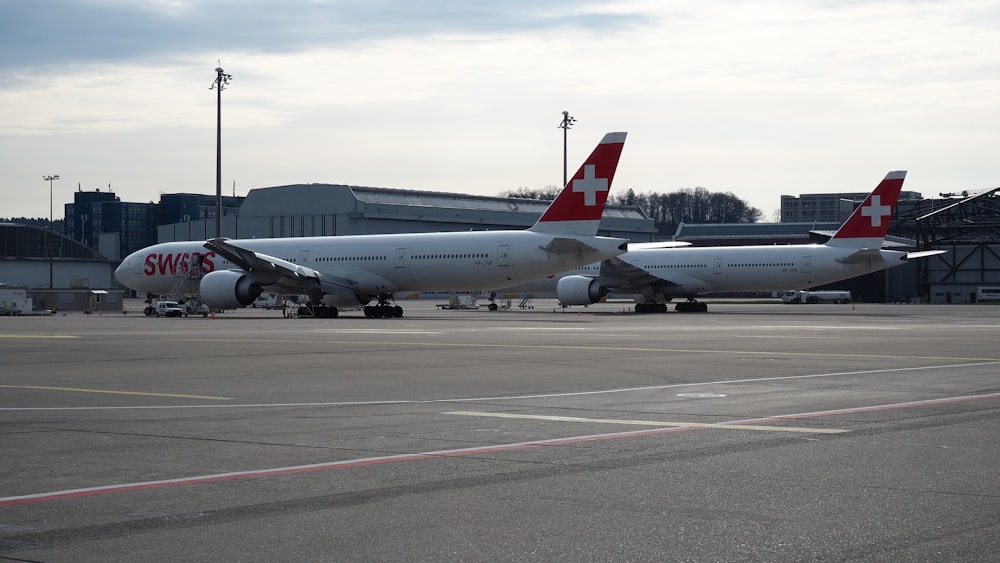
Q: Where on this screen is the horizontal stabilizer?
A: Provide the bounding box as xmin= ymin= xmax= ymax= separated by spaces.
xmin=539 ymin=237 xmax=598 ymax=254
xmin=836 ymin=248 xmax=885 ymax=265
xmin=627 ymin=241 xmax=692 ymax=250
xmin=903 ymin=250 xmax=947 ymax=261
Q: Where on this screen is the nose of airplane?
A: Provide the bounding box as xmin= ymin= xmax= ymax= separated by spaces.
xmin=114 ymin=258 xmax=129 ymax=286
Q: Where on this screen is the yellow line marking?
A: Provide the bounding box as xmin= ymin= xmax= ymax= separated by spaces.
xmin=0 ymin=334 xmax=78 ymax=339
xmin=446 ymin=411 xmax=847 ymax=434
xmin=0 ymin=385 xmax=233 ymax=401
xmin=180 ymin=338 xmax=1000 ymax=362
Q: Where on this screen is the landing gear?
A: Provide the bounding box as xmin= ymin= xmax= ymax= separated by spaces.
xmin=634 ymin=302 xmax=668 ymax=314
xmin=312 ymin=305 xmax=339 ymax=318
xmin=674 ymin=298 xmax=708 ymax=313
xmin=363 ymin=294 xmax=403 ymax=318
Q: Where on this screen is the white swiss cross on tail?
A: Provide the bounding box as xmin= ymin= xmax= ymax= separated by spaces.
xmin=531 ymin=132 xmax=627 ymax=236
xmin=573 ymin=165 xmax=609 ymax=206
xmin=830 ymin=170 xmax=906 ymax=247
xmin=860 ymin=195 xmax=892 ymax=227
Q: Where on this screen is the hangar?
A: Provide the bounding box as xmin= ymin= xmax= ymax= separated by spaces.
xmin=0 ymin=223 xmax=123 ymax=312
xmin=155 ymin=184 xmax=656 ymax=243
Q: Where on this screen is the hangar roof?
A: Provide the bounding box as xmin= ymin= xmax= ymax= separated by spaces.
xmin=0 ymin=223 xmax=110 ymax=260
xmin=240 ymin=184 xmax=648 ymax=220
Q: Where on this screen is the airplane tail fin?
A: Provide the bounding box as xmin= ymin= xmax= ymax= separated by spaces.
xmin=828 ymin=171 xmax=906 ymax=248
xmin=529 ymin=132 xmax=627 ymax=235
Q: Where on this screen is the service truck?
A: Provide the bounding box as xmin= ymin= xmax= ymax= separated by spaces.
xmin=0 ymin=286 xmax=32 ymax=315
xmin=781 ymin=290 xmax=851 ymax=304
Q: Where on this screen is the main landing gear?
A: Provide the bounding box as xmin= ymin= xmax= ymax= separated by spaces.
xmin=633 ymin=299 xmax=709 ymax=313
xmin=674 ymin=298 xmax=708 ymax=313
xmin=363 ymin=294 xmax=403 ymax=318
xmin=634 ymin=302 xmax=669 ymax=314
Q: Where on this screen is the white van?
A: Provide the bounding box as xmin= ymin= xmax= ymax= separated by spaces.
xmin=252 ymin=293 xmax=279 ymax=309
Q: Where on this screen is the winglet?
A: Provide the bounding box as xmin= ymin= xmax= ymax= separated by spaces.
xmin=529 ymin=132 xmax=627 ymax=235
xmin=828 ymin=171 xmax=906 ymax=248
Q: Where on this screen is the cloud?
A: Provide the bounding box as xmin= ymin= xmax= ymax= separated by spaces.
xmin=0 ymin=0 xmax=646 ymax=72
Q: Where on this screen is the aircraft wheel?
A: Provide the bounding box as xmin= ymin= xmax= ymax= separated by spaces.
xmin=657 ymin=303 xmax=668 ymax=313
xmin=364 ymin=306 xmax=375 ymax=318
xmin=392 ymin=306 xmax=403 ymax=318
xmin=488 ymin=303 xmax=499 ymax=311
xmin=329 ymin=307 xmax=339 ymax=318
xmin=144 ymin=306 xmax=154 ymax=316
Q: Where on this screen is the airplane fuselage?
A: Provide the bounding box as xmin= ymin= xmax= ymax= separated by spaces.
xmin=118 ymin=230 xmax=626 ymax=306
xmin=501 ymin=243 xmax=909 ymax=300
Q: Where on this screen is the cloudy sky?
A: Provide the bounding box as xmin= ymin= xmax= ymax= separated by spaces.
xmin=2 ymin=0 xmax=998 ymax=221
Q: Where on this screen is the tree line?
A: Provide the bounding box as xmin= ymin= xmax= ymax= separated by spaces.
xmin=500 ymin=186 xmax=762 ymax=237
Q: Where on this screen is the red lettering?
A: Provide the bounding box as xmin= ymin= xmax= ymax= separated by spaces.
xmin=201 ymin=252 xmax=216 ymax=273
xmin=143 ymin=250 xmax=218 ymax=277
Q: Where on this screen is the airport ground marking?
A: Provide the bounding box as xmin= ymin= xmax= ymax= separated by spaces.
xmin=445 ymin=411 xmax=847 ymax=434
xmin=0 ymin=385 xmax=232 ymax=401
xmin=3 ymin=390 xmax=999 ymax=507
xmin=179 ymin=338 xmax=1000 ymax=363
xmin=4 ymin=361 xmax=1000 ymax=411
xmin=726 ymin=391 xmax=1000 ymax=426
xmin=0 ymin=334 xmax=78 ymax=339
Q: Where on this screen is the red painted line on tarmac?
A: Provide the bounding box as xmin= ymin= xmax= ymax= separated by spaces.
xmin=3 ymin=392 xmax=998 ymax=507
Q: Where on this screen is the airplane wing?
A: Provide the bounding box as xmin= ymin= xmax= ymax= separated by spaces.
xmin=204 ymin=238 xmax=319 ymax=281
xmin=203 ymin=238 xmax=376 ymax=300
xmin=599 ymin=255 xmax=681 ymax=291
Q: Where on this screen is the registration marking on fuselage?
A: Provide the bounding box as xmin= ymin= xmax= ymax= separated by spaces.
xmin=445 ymin=411 xmax=846 ymax=434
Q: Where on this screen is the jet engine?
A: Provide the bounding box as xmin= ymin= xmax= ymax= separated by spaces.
xmin=556 ymin=275 xmax=607 ymax=306
xmin=199 ymin=270 xmax=263 ymax=309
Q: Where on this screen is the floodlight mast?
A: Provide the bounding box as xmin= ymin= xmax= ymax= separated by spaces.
xmin=558 ymin=111 xmax=576 ymax=187
xmin=43 ymin=174 xmax=60 ymax=288
xmin=211 ymin=65 xmax=232 ymax=239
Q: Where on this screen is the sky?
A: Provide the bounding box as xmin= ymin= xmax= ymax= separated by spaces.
xmin=2 ymin=0 xmax=998 ymax=222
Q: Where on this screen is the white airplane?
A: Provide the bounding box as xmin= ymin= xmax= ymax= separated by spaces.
xmin=498 ymin=170 xmax=946 ymax=312
xmin=115 ymin=132 xmax=631 ymax=318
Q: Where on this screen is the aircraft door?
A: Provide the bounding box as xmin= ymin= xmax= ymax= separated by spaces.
xmin=714 ymin=257 xmax=724 ymax=275
xmin=497 ymin=245 xmax=510 ymax=267
xmin=395 ymin=248 xmax=405 ymax=269
xmin=801 ymin=256 xmax=812 ymax=273
xmin=298 ymin=250 xmax=310 ymax=265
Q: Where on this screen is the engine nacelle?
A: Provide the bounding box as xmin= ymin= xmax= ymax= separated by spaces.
xmin=199 ymin=270 xmax=263 ymax=309
xmin=556 ymin=275 xmax=607 ymax=306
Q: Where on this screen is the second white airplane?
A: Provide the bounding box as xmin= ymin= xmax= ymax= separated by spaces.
xmin=115 ymin=132 xmax=630 ymax=318
xmin=498 ymin=170 xmax=946 ymax=312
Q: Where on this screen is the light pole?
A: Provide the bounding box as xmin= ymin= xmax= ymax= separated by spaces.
xmin=558 ymin=111 xmax=576 ymax=187
xmin=211 ymin=65 xmax=232 ymax=239
xmin=43 ymin=174 xmax=60 ymax=288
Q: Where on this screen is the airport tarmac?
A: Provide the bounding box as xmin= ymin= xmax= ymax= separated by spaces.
xmin=1 ymin=300 xmax=999 ymax=562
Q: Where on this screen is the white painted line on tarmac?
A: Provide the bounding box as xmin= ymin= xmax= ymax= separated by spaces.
xmin=445 ymin=411 xmax=847 ymax=434
xmin=4 ymin=362 xmax=1000 ymax=411
xmin=4 ymin=391 xmax=998 ymax=507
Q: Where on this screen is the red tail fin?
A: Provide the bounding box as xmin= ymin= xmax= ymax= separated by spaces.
xmin=530 ymin=132 xmax=627 ymax=235
xmin=829 ymin=171 xmax=906 ymax=247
